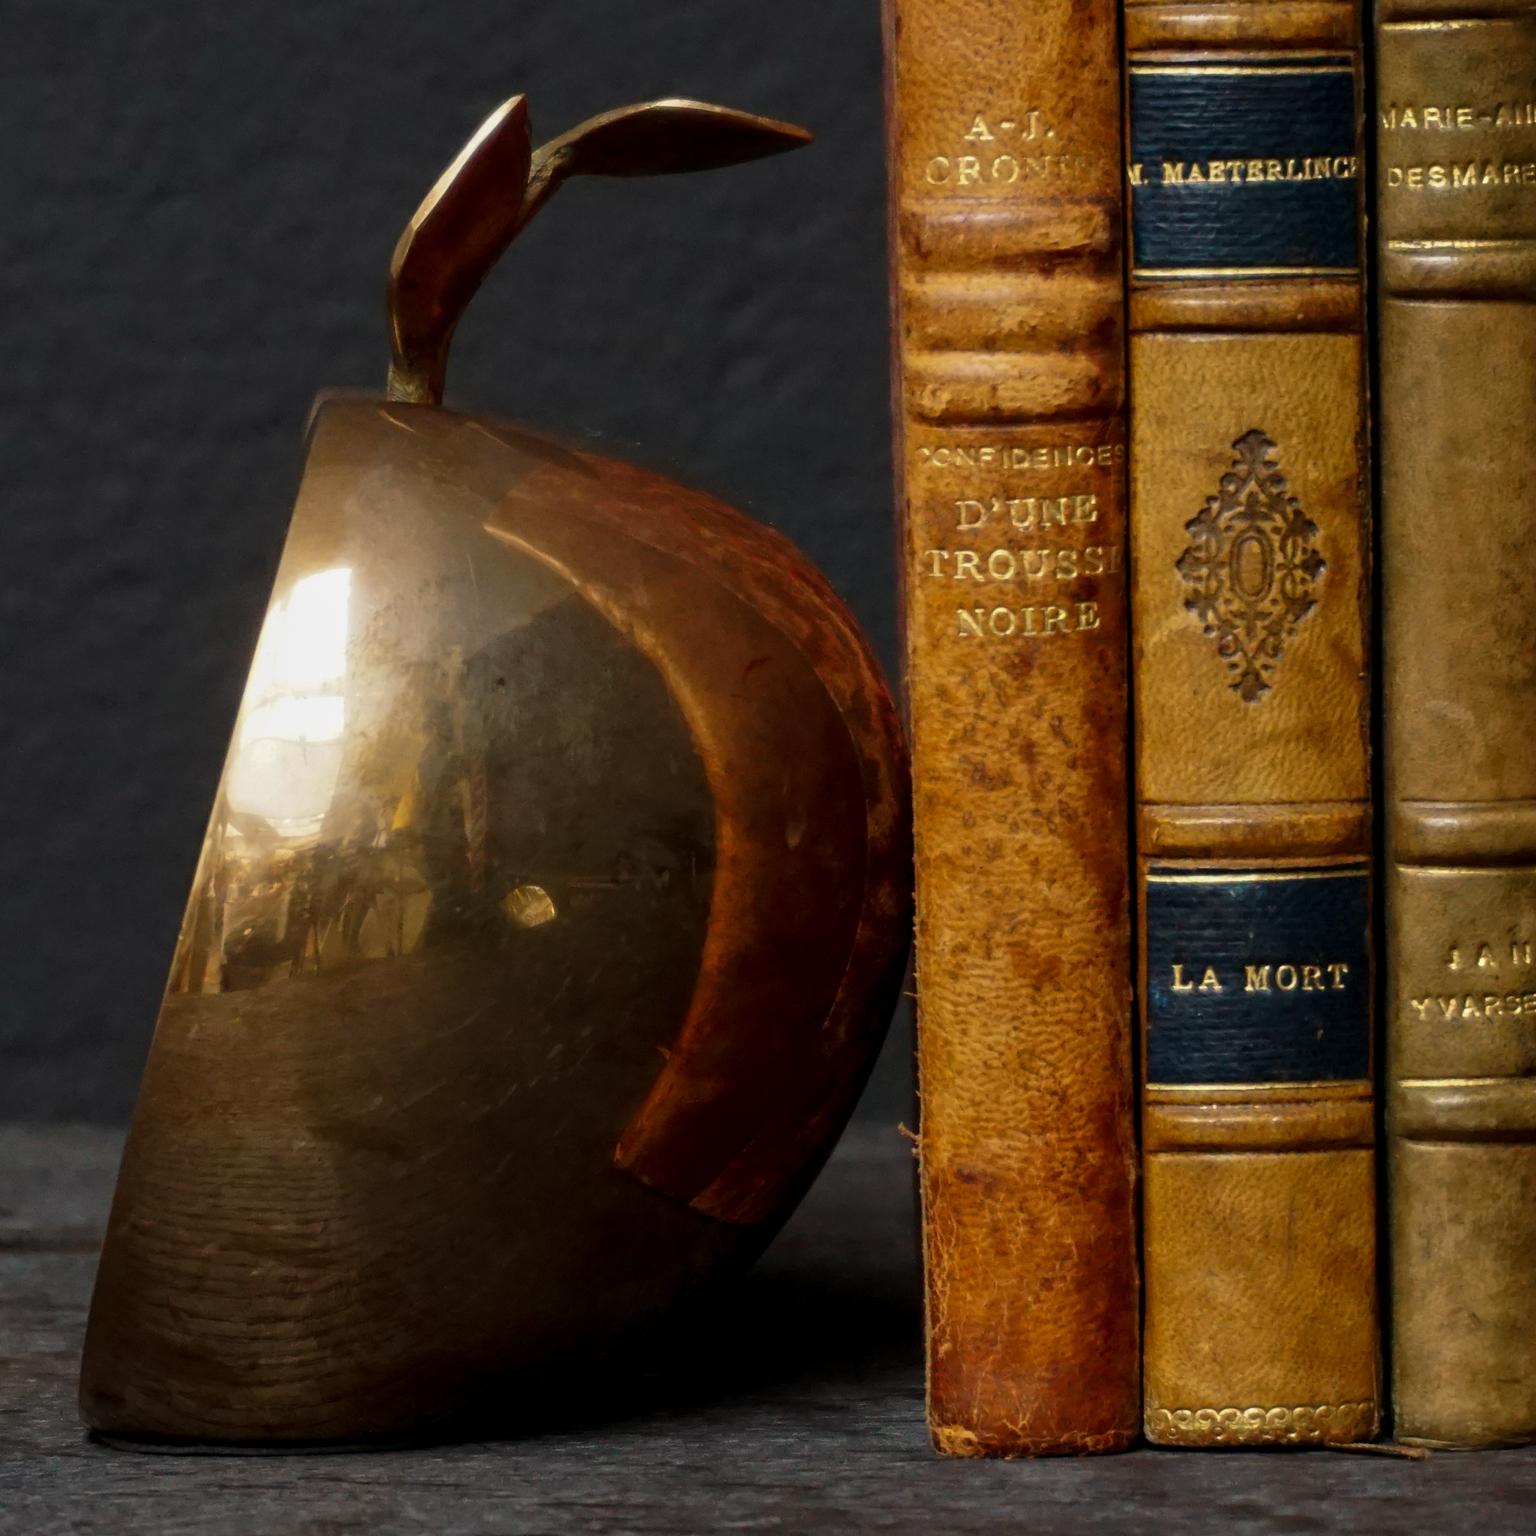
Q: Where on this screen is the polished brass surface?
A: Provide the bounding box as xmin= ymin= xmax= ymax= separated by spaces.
xmin=80 ymin=396 xmax=908 ymax=1445
xmin=387 ymin=96 xmax=812 ymax=404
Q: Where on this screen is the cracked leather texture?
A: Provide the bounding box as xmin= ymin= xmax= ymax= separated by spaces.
xmin=887 ymin=0 xmax=1139 ymax=1457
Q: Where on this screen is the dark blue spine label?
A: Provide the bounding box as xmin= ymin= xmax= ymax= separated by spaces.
xmin=1128 ymin=57 xmax=1361 ymax=277
xmin=1144 ymin=864 xmax=1371 ymax=1085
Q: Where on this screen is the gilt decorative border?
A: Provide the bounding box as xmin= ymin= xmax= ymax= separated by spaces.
xmin=1146 ymin=1400 xmax=1379 ymax=1446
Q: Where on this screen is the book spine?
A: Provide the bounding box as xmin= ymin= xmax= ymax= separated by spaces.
xmin=884 ymin=0 xmax=1139 ymax=1457
xmin=1124 ymin=0 xmax=1380 ymax=1446
xmin=1378 ymin=0 xmax=1536 ymax=1450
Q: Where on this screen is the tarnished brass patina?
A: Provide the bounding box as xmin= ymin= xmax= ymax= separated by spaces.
xmin=80 ymin=96 xmax=910 ymax=1447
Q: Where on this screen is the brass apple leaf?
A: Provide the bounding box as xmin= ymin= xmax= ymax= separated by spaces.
xmin=531 ymin=98 xmax=813 ymax=181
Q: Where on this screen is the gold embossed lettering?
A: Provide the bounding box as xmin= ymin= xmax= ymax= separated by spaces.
xmin=920 ymin=543 xmax=1121 ymax=586
xmin=1389 ymin=159 xmax=1536 ymax=189
xmin=916 ymin=440 xmax=1124 ymax=473
xmin=1242 ymin=961 xmax=1350 ymax=993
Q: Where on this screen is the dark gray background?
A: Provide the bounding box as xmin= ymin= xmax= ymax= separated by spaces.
xmin=0 ymin=0 xmax=909 ymax=1123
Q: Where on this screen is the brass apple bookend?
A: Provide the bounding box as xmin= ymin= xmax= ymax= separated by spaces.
xmin=79 ymin=95 xmax=911 ymax=1447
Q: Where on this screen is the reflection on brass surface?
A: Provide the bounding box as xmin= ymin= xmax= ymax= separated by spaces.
xmin=80 ymin=97 xmax=910 ymax=1449
xmin=504 ymin=884 xmax=558 ymax=929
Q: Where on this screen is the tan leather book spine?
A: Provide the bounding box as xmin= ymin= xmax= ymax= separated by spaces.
xmin=884 ymin=0 xmax=1139 ymax=1457
xmin=1125 ymin=0 xmax=1380 ymax=1446
xmin=1378 ymin=0 xmax=1536 ymax=1450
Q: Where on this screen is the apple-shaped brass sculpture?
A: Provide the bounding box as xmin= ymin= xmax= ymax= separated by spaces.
xmin=79 ymin=95 xmax=910 ymax=1447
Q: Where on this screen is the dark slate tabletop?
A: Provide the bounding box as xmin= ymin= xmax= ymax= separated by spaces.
xmin=2 ymin=1123 xmax=1533 ymax=1535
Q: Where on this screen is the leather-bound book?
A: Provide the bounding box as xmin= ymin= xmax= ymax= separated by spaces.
xmin=884 ymin=0 xmax=1139 ymax=1456
xmin=1379 ymin=0 xmax=1536 ymax=1450
xmin=1124 ymin=0 xmax=1380 ymax=1446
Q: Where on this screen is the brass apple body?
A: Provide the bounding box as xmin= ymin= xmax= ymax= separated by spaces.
xmin=79 ymin=97 xmax=911 ymax=1445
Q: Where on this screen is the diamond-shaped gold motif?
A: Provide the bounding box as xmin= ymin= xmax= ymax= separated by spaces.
xmin=1177 ymin=429 xmax=1326 ymax=702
